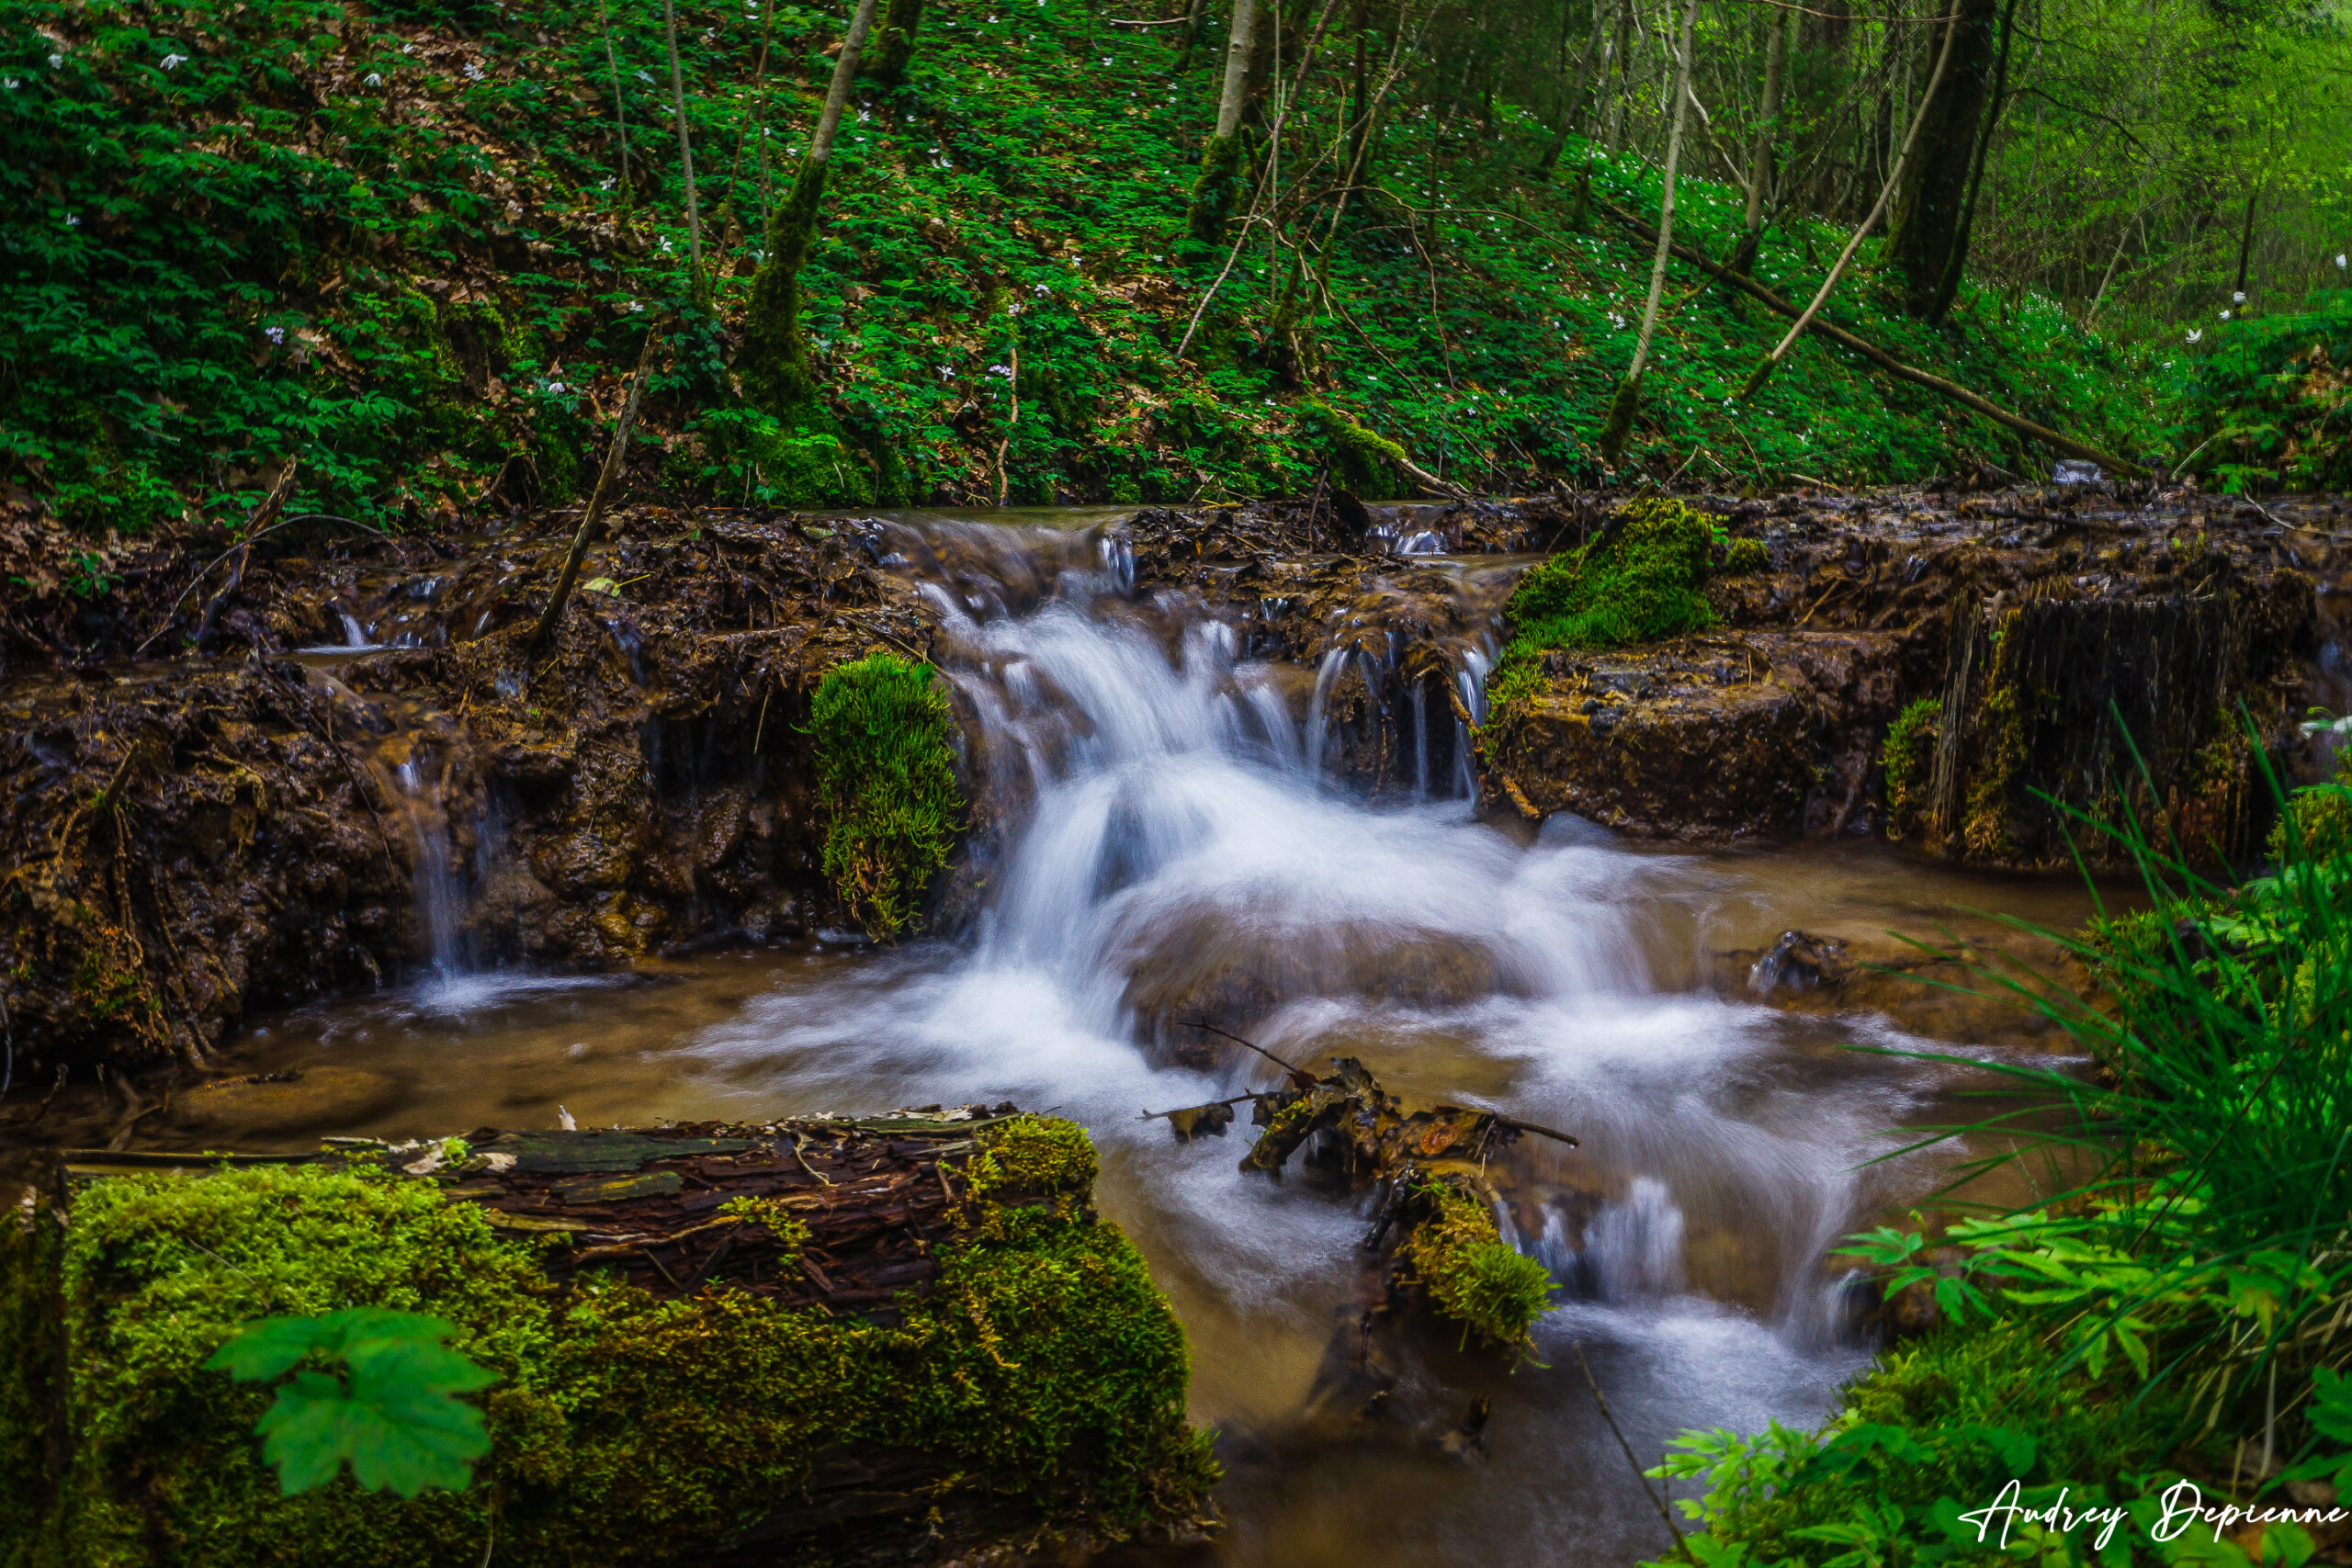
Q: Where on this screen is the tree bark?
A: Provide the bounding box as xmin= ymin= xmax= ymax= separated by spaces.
xmin=862 ymin=0 xmax=924 ymax=85
xmin=1883 ymin=0 xmax=2001 ymax=318
xmin=1602 ymin=0 xmax=1632 ymax=155
xmin=740 ymin=0 xmax=880 ymax=423
xmin=1188 ymin=0 xmax=1264 ymax=242
xmin=1931 ymin=0 xmax=2015 ymax=321
xmin=1596 ymin=0 xmax=1702 ymax=467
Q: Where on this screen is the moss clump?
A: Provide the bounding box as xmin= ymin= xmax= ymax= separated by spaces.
xmin=1498 ymin=497 xmax=1716 ymax=662
xmin=1962 ymin=671 xmax=2027 ymax=861
xmin=1719 ymin=536 xmax=1770 ymax=575
xmin=1299 ymin=399 xmax=1408 ymax=500
xmin=807 ymin=653 xmax=964 ymax=938
xmin=1879 ymin=695 xmax=1943 ymax=841
xmin=1400 ymin=1179 xmax=1555 ymax=1356
xmin=969 ymin=1115 xmax=1100 ymax=1212
xmin=6 ymin=1146 xmax=1216 ymax=1566
xmin=2269 ymin=760 xmax=2352 ymax=862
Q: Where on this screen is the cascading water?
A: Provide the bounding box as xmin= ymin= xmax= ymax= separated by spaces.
xmin=680 ymin=517 xmax=1952 ymax=1565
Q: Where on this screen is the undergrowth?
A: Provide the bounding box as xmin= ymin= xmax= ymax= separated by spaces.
xmin=0 ymin=0 xmax=2162 ymax=535
xmin=805 ymin=652 xmax=961 ymax=940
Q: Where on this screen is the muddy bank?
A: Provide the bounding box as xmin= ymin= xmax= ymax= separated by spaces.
xmin=0 ymin=484 xmax=2339 ymax=1102
xmin=1477 ymin=484 xmax=2340 ymax=864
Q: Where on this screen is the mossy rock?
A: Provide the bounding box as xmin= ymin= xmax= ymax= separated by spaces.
xmin=1498 ymin=496 xmax=1717 ymax=664
xmin=1398 ymin=1177 xmax=1555 ymax=1356
xmin=807 ymin=653 xmax=964 ymax=938
xmin=1880 ymin=694 xmax=1942 ymax=841
xmin=0 ymin=1123 xmax=1216 ymax=1567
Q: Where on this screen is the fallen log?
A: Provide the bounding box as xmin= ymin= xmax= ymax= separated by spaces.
xmin=4 ymin=1111 xmax=1218 ymax=1567
xmin=1593 ymin=195 xmax=2143 ymax=477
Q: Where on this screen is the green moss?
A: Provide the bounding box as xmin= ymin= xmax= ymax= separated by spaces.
xmin=701 ymin=408 xmax=877 ymax=508
xmin=7 ymin=1146 xmax=1216 ymax=1567
xmin=1879 ymin=695 xmax=1943 ymax=841
xmin=1400 ymin=1179 xmax=1554 ymax=1356
xmin=967 ymin=1116 xmax=1101 ymax=1224
xmin=740 ymin=162 xmax=830 ymax=428
xmin=806 ymin=653 xmax=964 ymax=938
xmin=1185 ymin=133 xmax=1243 ymax=245
xmin=2269 ymin=759 xmax=2352 ymax=862
xmin=1299 ymin=399 xmax=1408 ymax=500
xmin=1962 ymin=647 xmax=2028 ymax=862
xmin=1719 ymin=536 xmax=1770 ymax=575
xmin=1498 ymin=497 xmax=1717 ymax=664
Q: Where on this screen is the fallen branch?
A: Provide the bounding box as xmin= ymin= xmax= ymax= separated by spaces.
xmin=1594 ymin=196 xmax=2140 ymax=474
xmin=1181 ymin=1019 xmax=1317 ymax=1088
xmin=193 ymin=460 xmax=300 ymax=652
xmin=531 ymin=333 xmax=660 ymax=652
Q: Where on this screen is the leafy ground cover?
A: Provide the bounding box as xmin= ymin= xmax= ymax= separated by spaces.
xmin=0 ymin=0 xmax=2203 ymax=537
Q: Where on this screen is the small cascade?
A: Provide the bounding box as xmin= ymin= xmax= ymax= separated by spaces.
xmin=1582 ymin=1178 xmax=1691 ymax=1301
xmin=393 ymin=755 xmax=473 ymax=978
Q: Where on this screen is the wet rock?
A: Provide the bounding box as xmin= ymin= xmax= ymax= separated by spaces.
xmin=1747 ymin=931 xmax=1850 ymax=995
xmin=171 ymin=1065 xmax=403 ymax=1136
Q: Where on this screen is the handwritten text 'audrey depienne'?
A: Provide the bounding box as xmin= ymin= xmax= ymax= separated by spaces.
xmin=1957 ymin=1479 xmax=2346 ymax=1551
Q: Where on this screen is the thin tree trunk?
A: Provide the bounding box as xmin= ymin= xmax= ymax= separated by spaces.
xmin=1740 ymin=0 xmax=1965 ymax=398
xmin=533 ymin=335 xmax=660 ymax=653
xmin=598 ymin=0 xmax=632 ymax=203
xmin=1603 ymin=0 xmax=1632 ymax=154
xmin=1883 ymin=0 xmax=2001 ymax=317
xmin=1596 ymin=0 xmax=1702 ymax=466
xmin=2233 ymin=186 xmax=2259 ymax=299
xmin=662 ymin=0 xmax=706 ymax=305
xmin=1738 ymin=2 xmax=1788 ymax=266
xmin=1931 ymin=0 xmax=2016 ymax=320
xmin=718 ymin=0 xmax=781 ymax=244
xmin=740 ymin=0 xmax=880 ymax=421
xmin=1172 ymin=0 xmax=1209 ymax=73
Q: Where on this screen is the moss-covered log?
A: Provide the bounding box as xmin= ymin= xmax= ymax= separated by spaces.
xmin=1 ymin=1113 xmax=1217 ymax=1567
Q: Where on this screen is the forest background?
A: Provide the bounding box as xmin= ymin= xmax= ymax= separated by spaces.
xmin=0 ymin=0 xmax=2346 ymax=534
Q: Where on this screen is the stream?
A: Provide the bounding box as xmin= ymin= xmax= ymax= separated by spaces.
xmin=197 ymin=510 xmax=2106 ymax=1568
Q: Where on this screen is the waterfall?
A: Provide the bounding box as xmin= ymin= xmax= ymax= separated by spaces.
xmin=394 ymin=755 xmax=474 ymax=978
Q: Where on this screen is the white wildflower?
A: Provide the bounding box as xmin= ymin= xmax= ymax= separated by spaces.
xmin=49 ymin=52 xmax=62 ymax=68
xmin=635 ymin=68 xmax=653 ymax=82
xmin=365 ymin=72 xmax=383 ymax=85
xmin=64 ymin=213 xmax=79 ymax=226
xmin=2186 ymin=328 xmax=2203 ymax=344
xmin=2232 ymin=290 xmax=2246 ymax=304
xmin=2220 ymin=310 xmax=2231 ymax=321
xmin=2337 ymin=254 xmax=2347 ymax=268
xmin=599 ymin=176 xmax=615 ymax=189
xmin=987 ymin=363 xmax=1011 ymax=377
xmin=628 ymin=300 xmax=644 ymax=312
xmin=160 ymin=52 xmax=187 ymax=69
xmin=547 ymin=381 xmax=566 ymax=393
xmin=264 ymin=325 xmax=285 ymax=343
xmin=402 ymin=42 xmax=416 ymax=54
xmin=2 ymin=79 xmax=17 ymax=91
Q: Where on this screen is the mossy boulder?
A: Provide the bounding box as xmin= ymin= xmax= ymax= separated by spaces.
xmin=1300 ymin=399 xmax=1409 ymax=502
xmin=0 ymin=1119 xmax=1217 ymax=1567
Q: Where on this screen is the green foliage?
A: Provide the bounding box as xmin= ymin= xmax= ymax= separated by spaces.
xmin=806 ymin=652 xmax=962 ymax=938
xmin=1880 ymin=696 xmax=1944 ymax=840
xmin=1401 ymin=1179 xmax=1555 ymax=1356
xmin=207 ymin=1309 xmax=496 ymax=1498
xmin=6 ymin=1149 xmax=1215 ymax=1564
xmin=0 ymin=0 xmax=2160 ymax=533
xmin=1720 ymin=537 xmax=1770 ymax=575
xmin=2161 ymin=295 xmax=2352 ymax=493
xmin=1499 ymin=497 xmax=1717 ymax=660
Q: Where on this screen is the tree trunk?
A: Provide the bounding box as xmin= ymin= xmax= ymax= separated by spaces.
xmin=662 ymin=0 xmax=707 ymax=305
xmin=1931 ymin=0 xmax=2015 ymax=321
xmin=740 ymin=0 xmax=880 ymax=424
xmin=862 ymin=0 xmax=924 ymax=85
xmin=1596 ymin=0 xmax=1702 ymax=467
xmin=597 ymin=0 xmax=633 ymax=204
xmin=1187 ymin=0 xmax=1264 ymax=242
xmin=533 ymin=334 xmax=660 ymax=653
xmin=1602 ymin=0 xmax=1632 ymax=155
xmin=1883 ymin=0 xmax=2001 ymax=318
xmin=1736 ymin=2 xmax=1788 ymax=269
xmin=2233 ymin=186 xmax=2259 ymax=299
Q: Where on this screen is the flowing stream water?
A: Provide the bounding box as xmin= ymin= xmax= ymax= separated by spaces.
xmin=210 ymin=513 xmax=2109 ymax=1567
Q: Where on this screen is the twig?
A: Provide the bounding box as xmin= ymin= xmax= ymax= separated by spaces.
xmin=1572 ymin=1338 xmax=1702 ymax=1568
xmin=1138 ymin=1092 xmax=1263 ymax=1122
xmin=1180 ymin=1019 xmax=1315 ymax=1085
xmin=1489 ymin=1113 xmax=1580 ymax=1149
xmin=531 ymin=333 xmax=661 ymax=652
